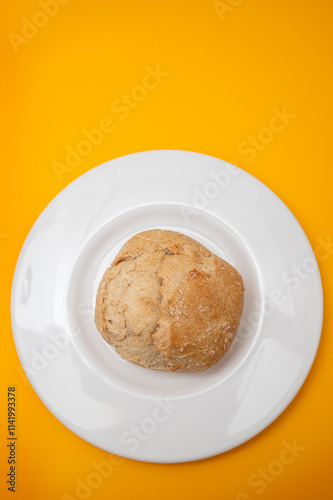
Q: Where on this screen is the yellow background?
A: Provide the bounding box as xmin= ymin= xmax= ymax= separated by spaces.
xmin=1 ymin=0 xmax=333 ymax=499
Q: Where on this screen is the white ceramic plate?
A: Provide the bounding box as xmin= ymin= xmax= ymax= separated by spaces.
xmin=11 ymin=150 xmax=323 ymax=463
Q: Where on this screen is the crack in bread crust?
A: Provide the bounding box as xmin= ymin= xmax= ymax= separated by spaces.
xmin=94 ymin=229 xmax=244 ymax=372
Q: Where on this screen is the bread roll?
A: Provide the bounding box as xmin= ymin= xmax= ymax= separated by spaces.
xmin=95 ymin=229 xmax=244 ymax=372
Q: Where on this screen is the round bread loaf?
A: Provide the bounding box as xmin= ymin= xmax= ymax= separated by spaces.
xmin=95 ymin=229 xmax=244 ymax=372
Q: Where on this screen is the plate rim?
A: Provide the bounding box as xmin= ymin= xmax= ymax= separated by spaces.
xmin=10 ymin=149 xmax=324 ymax=463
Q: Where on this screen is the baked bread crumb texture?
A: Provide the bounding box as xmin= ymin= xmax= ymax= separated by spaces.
xmin=95 ymin=229 xmax=244 ymax=373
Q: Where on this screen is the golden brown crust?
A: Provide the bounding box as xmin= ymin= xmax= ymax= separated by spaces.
xmin=94 ymin=229 xmax=244 ymax=372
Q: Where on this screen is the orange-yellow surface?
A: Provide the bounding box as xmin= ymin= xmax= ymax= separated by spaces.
xmin=1 ymin=1 xmax=332 ymax=499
